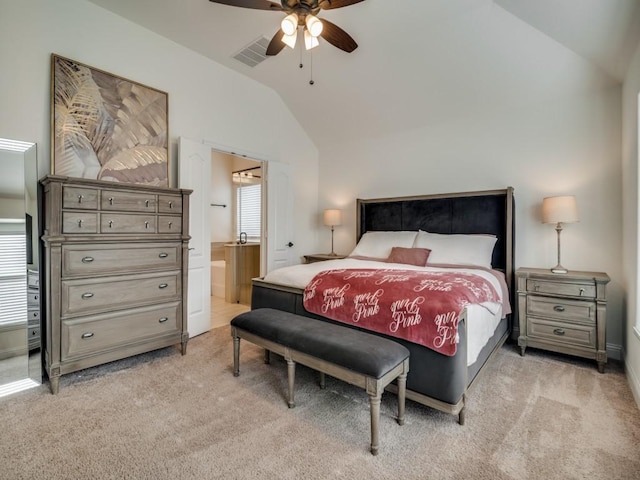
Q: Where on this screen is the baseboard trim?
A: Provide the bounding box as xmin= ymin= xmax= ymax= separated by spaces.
xmin=626 ymin=351 xmax=640 ymax=410
xmin=606 ymin=343 xmax=623 ymax=361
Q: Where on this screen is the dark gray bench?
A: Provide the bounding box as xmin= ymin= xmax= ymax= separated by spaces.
xmin=230 ymin=308 xmax=410 ymax=455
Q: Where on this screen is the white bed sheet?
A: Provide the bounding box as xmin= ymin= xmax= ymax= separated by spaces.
xmin=263 ymin=258 xmax=504 ymax=365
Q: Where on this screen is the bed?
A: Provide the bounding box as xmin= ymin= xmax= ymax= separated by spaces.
xmin=251 ymin=188 xmax=515 ymax=424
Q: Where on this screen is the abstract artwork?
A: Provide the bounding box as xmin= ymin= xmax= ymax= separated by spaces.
xmin=51 ymin=55 xmax=169 ymax=186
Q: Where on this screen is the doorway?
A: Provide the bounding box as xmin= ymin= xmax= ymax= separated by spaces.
xmin=209 ymin=152 xmax=263 ymax=329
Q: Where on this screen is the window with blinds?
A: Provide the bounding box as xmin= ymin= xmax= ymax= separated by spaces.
xmin=236 ymin=183 xmax=261 ymax=241
xmin=0 ymin=232 xmax=27 ymax=326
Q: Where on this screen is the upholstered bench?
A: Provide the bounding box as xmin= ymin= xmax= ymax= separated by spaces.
xmin=230 ymin=308 xmax=410 ymax=455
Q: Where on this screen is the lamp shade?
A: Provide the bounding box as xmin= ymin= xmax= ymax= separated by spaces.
xmin=542 ymin=195 xmax=579 ymax=224
xmin=281 ymin=13 xmax=298 ymax=36
xmin=323 ymin=209 xmax=342 ymax=227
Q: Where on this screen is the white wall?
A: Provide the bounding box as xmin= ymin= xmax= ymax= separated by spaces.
xmin=318 ymin=86 xmax=624 ymax=356
xmin=0 ymin=0 xmax=319 ymax=267
xmin=622 ymin=40 xmax=640 ymax=407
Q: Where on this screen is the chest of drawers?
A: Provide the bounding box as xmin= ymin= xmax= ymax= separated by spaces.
xmin=41 ymin=175 xmax=191 ymax=393
xmin=516 ymin=267 xmax=610 ymax=372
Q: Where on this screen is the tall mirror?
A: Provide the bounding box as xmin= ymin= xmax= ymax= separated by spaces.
xmin=0 ymin=138 xmax=41 ymax=396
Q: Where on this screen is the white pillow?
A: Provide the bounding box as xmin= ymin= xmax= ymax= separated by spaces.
xmin=413 ymin=231 xmax=497 ymax=268
xmin=349 ymin=231 xmax=418 ymax=259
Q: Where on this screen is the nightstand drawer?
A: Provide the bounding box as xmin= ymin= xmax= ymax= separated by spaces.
xmin=526 ymin=279 xmax=596 ymax=298
xmin=527 ymin=296 xmax=595 ymax=324
xmin=527 ymin=318 xmax=596 ymax=349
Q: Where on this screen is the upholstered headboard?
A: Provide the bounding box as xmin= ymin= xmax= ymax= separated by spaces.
xmin=356 ymin=188 xmax=515 ymax=298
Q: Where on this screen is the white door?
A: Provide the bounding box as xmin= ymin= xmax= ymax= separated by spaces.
xmin=178 ymin=137 xmax=211 ymax=337
xmin=265 ymin=160 xmax=294 ymax=272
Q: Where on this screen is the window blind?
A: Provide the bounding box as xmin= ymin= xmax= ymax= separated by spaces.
xmin=0 ymin=233 xmax=27 ymax=326
xmin=236 ymin=183 xmax=261 ymax=241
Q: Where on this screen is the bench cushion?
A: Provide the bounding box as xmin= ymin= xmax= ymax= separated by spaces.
xmin=231 ymin=308 xmax=410 ymax=379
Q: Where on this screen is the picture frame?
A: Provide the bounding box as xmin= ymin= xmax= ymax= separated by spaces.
xmin=50 ymin=54 xmax=169 ymax=187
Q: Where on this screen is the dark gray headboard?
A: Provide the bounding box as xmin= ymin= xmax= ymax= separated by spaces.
xmin=356 ymin=188 xmax=515 ymax=297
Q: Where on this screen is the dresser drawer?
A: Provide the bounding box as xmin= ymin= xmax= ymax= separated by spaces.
xmin=526 ymin=279 xmax=596 ymax=298
xmin=28 ymin=308 xmax=40 ymax=322
xmin=158 ymin=195 xmax=182 ymax=213
xmin=101 ymin=190 xmax=157 ymax=212
xmin=527 ymin=295 xmax=595 ymax=324
xmin=27 ymin=290 xmax=40 ymax=306
xmin=61 ymin=302 xmax=181 ymax=361
xmin=28 ymin=326 xmax=40 ymax=349
xmin=63 ymin=186 xmax=98 ymax=210
xmin=527 ymin=318 xmax=596 ymax=349
xmin=158 ymin=216 xmax=182 ymax=233
xmin=62 ymin=243 xmax=181 ymax=276
xmin=61 ymin=271 xmax=180 ymax=316
xmin=100 ymin=214 xmax=157 ymax=233
xmin=62 ymin=213 xmax=98 ymax=234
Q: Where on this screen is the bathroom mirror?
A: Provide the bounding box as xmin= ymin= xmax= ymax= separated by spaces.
xmin=0 ymin=138 xmax=41 ymax=396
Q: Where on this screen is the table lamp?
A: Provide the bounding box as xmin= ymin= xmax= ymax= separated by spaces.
xmin=542 ymin=195 xmax=578 ymax=274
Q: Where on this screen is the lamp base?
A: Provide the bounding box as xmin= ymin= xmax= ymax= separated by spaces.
xmin=551 ymin=265 xmax=568 ymax=274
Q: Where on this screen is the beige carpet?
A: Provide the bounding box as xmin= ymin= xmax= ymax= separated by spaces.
xmin=1 ymin=326 xmax=639 ymax=480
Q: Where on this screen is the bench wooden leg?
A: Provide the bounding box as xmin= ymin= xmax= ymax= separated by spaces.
xmin=397 ymin=372 xmax=407 ymax=426
xmin=369 ymin=393 xmax=382 ymax=456
xmin=233 ymin=333 xmax=240 ymax=377
xmin=264 ymin=349 xmax=271 ymax=364
xmin=319 ymin=371 xmax=326 ymax=389
xmin=287 ymin=358 xmax=296 ymax=408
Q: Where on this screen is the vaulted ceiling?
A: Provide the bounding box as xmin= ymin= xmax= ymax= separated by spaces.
xmin=87 ymin=0 xmax=640 ymax=149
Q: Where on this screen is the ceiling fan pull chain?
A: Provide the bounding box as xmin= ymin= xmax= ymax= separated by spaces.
xmin=309 ymin=50 xmax=314 ymax=85
xmin=299 ymin=42 xmax=303 ymax=69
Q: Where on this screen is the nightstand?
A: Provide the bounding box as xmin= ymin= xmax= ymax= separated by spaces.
xmin=304 ymin=253 xmax=347 ymax=263
xmin=516 ymin=267 xmax=610 ymax=373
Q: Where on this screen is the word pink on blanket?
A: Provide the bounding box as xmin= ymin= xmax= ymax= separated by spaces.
xmin=302 ymin=268 xmax=500 ymax=356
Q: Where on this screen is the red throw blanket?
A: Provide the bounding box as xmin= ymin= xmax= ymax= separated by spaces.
xmin=302 ymin=268 xmax=500 ymax=356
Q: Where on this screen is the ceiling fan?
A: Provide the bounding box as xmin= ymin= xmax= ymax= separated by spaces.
xmin=209 ymin=0 xmax=364 ymax=56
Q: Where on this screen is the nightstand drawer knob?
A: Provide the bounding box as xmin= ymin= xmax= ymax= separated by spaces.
xmin=553 ymin=305 xmax=565 ymax=312
xmin=553 ymin=328 xmax=565 ymax=336
xmin=81 ymin=332 xmax=94 ymax=339
xmin=81 ymin=256 xmax=94 ymax=263
xmin=579 ymin=288 xmax=585 ymax=296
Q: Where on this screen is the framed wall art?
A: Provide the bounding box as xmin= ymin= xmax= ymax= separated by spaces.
xmin=51 ymin=54 xmax=169 ymax=187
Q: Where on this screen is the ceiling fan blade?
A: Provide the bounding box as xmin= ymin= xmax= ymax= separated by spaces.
xmin=208 ymin=0 xmax=283 ymax=11
xmin=319 ymin=19 xmax=358 ymax=53
xmin=265 ymin=30 xmax=286 ymax=56
xmin=318 ymin=0 xmax=365 ymax=10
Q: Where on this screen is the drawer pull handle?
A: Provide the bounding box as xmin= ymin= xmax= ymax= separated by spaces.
xmin=145 ymin=199 xmax=150 ymax=207
xmin=32 ymin=312 xmax=38 ymax=318
xmin=553 ymin=328 xmax=565 ymax=336
xmin=77 ymin=219 xmax=83 ymax=228
xmin=534 ymin=284 xmax=539 ymax=292
xmin=32 ymin=330 xmax=38 ymax=336
xmin=34 ymin=295 xmax=39 ymax=300
xmin=159 ymin=252 xmax=169 ymax=258
xmin=81 ymin=292 xmax=94 ymax=299
xmin=168 ymin=201 xmax=173 ymax=209
xmin=158 ymin=317 xmax=169 ymax=323
xmin=553 ymin=305 xmax=565 ymax=312
xmin=145 ymin=221 xmax=150 ymax=229
xmin=78 ymin=194 xmax=84 ymax=204
xmin=108 ymin=220 xmax=113 ymax=228
xmin=81 ymin=256 xmax=94 ymax=263
xmin=168 ymin=222 xmax=173 ymax=229
xmin=159 ymin=283 xmax=169 ymax=289
xmin=81 ymin=332 xmax=94 ymax=339
xmin=109 ymin=197 xmax=114 ymax=205
xmin=579 ymin=288 xmax=585 ymax=296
